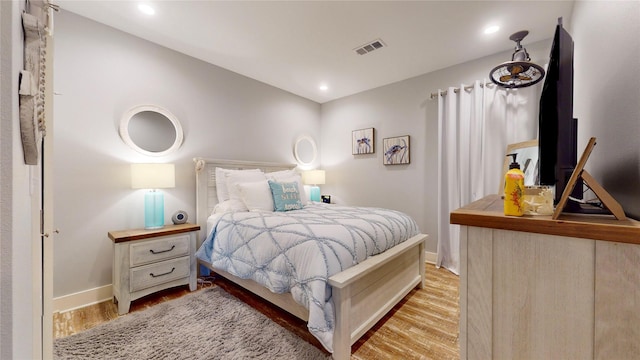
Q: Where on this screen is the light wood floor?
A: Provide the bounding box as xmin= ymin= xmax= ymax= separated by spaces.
xmin=54 ymin=264 xmax=460 ymax=359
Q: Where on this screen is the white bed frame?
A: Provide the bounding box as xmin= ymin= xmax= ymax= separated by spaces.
xmin=194 ymin=158 xmax=427 ymax=360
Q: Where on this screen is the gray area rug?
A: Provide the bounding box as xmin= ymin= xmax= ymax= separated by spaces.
xmin=54 ymin=287 xmax=330 ymax=360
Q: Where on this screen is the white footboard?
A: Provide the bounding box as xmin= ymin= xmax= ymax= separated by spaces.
xmin=199 ymin=233 xmax=426 ymax=359
xmin=328 ymin=233 xmax=427 ymax=360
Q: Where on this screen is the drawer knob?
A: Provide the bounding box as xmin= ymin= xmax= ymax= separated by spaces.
xmin=149 ymin=267 xmax=176 ymax=278
xmin=149 ymin=245 xmax=176 ymax=255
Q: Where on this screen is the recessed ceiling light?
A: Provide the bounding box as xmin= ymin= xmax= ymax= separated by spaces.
xmin=484 ymin=25 xmax=500 ymax=34
xmin=138 ymin=3 xmax=155 ymax=15
xmin=319 ymin=84 xmax=329 ymax=91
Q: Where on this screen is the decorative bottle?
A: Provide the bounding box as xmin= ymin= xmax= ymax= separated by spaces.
xmin=504 ymin=153 xmax=525 ymax=216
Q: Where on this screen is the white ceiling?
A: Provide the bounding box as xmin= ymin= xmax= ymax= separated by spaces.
xmin=57 ymin=1 xmax=575 ymax=103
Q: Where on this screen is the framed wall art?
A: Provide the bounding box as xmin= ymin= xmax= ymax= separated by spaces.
xmin=352 ymin=128 xmax=374 ymax=155
xmin=383 ymin=135 xmax=410 ymax=165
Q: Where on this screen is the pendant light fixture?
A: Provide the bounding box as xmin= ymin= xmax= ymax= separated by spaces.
xmin=489 ymin=30 xmax=545 ymax=88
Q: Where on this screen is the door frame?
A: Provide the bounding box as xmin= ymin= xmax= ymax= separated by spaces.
xmin=40 ymin=27 xmax=54 ymax=358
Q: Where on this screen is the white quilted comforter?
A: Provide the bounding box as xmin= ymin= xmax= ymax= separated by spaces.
xmin=195 ymin=203 xmax=419 ymax=353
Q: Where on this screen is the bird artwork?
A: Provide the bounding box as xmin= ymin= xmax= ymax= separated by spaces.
xmin=383 ymin=136 xmax=410 ymax=165
xmin=352 ymin=128 xmax=375 ymax=155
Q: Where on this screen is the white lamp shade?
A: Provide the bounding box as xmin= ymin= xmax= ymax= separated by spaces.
xmin=131 ymin=163 xmax=175 ymax=189
xmin=303 ymin=170 xmax=325 ymax=185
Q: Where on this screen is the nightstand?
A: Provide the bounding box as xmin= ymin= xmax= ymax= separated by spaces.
xmin=108 ymin=223 xmax=200 ymax=315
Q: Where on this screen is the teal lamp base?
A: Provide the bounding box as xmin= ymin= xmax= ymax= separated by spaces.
xmin=309 ymin=186 xmax=320 ymax=202
xmin=144 ymin=190 xmax=164 ymax=229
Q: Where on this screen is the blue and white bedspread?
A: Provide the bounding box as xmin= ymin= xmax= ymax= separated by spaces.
xmin=195 ymin=203 xmax=419 ymax=353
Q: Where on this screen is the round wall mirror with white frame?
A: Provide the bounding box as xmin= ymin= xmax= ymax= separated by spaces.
xmin=119 ymin=104 xmax=184 ymax=157
xmin=294 ymin=134 xmax=318 ymax=168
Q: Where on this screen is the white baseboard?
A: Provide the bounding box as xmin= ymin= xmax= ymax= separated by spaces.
xmin=425 ymin=251 xmax=437 ymax=264
xmin=53 ymin=284 xmax=113 ymax=313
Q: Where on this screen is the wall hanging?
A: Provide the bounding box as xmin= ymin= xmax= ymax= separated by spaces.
xmin=293 ymin=134 xmax=317 ymax=168
xmin=119 ymin=105 xmax=183 ymax=157
xmin=352 ymin=128 xmax=374 ymax=155
xmin=19 ymin=11 xmax=48 ymax=164
xmin=383 ymin=135 xmax=410 ymax=165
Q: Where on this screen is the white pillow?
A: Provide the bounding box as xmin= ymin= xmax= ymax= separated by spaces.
xmin=266 ymin=169 xmax=298 ymax=178
xmin=215 ymin=168 xmax=262 ymax=202
xmin=212 ymin=200 xmax=235 ymax=214
xmin=225 ymin=171 xmax=267 ymax=212
xmin=237 ymin=181 xmax=274 ymax=212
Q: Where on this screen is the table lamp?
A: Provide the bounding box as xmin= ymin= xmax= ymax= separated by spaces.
xmin=303 ymin=170 xmax=325 ymax=202
xmin=131 ymin=163 xmax=175 ymax=229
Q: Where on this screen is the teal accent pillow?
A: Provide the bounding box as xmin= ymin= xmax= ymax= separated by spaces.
xmin=268 ymin=180 xmax=304 ymax=212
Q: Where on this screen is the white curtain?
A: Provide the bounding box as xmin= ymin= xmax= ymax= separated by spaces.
xmin=436 ymin=80 xmax=541 ymax=275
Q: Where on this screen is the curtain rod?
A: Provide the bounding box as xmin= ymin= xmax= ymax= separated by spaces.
xmin=429 ymin=82 xmax=496 ymax=100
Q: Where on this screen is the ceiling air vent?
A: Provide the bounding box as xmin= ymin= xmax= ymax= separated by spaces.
xmin=354 ymin=39 xmax=386 ymax=55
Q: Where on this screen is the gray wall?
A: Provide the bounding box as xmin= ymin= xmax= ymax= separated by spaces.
xmin=320 ymin=41 xmax=550 ymax=252
xmin=53 ymin=11 xmax=320 ymax=298
xmin=571 ymin=1 xmax=640 ymax=219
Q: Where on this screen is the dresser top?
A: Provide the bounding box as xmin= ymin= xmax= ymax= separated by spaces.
xmin=450 ymin=195 xmax=640 ymax=245
xmin=108 ymin=223 xmax=201 ymax=243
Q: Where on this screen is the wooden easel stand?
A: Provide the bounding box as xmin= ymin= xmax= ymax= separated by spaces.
xmin=552 ymin=137 xmax=626 ymax=220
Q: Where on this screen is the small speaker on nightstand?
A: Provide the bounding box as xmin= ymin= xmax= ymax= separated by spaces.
xmin=171 ymin=210 xmax=188 ymax=224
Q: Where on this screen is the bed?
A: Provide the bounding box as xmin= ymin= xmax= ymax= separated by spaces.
xmin=193 ymin=158 xmax=428 ymax=359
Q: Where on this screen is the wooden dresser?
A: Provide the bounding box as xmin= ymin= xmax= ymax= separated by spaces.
xmin=451 ymin=195 xmax=640 ymax=359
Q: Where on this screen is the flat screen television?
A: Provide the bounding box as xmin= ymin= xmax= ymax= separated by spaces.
xmin=538 ymin=18 xmax=582 ymax=206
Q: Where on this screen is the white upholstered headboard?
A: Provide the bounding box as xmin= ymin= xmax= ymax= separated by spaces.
xmin=193 ymin=158 xmax=297 ymax=242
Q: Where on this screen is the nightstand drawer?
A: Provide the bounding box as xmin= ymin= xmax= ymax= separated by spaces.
xmin=130 ymin=256 xmax=190 ymax=292
xmin=129 ymin=234 xmax=190 ymax=267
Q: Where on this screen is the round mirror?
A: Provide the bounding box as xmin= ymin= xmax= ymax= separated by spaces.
xmin=119 ymin=105 xmax=183 ymax=157
xmin=294 ymin=135 xmax=317 ymax=167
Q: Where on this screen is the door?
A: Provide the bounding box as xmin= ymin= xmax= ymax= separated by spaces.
xmin=25 ymin=4 xmax=55 ymax=358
